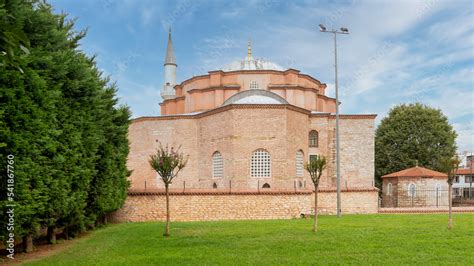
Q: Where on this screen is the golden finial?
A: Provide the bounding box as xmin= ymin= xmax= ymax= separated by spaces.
xmin=247 ymin=39 xmax=252 ymax=58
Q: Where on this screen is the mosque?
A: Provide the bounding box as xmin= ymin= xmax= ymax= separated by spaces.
xmin=114 ymin=30 xmax=379 ymax=221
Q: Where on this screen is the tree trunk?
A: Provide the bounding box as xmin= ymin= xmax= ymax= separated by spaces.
xmin=448 ymin=184 xmax=453 ymax=230
xmin=103 ymin=214 xmax=108 ymax=225
xmin=22 ymin=234 xmax=33 ymax=253
xmin=313 ymin=186 xmax=319 ymax=232
xmin=164 ymin=183 xmax=171 ymax=237
xmin=64 ymin=226 xmax=69 ymax=240
xmin=47 ymin=226 xmax=56 ymax=244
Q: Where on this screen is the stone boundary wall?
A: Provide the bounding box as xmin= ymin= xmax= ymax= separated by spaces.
xmin=110 ymin=190 xmax=379 ymax=222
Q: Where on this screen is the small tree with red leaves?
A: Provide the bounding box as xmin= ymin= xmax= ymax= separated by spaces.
xmin=149 ymin=143 xmax=188 ymax=236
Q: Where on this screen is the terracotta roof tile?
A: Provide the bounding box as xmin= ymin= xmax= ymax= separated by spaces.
xmin=457 ymin=168 xmax=474 ymax=175
xmin=382 ymin=166 xmax=447 ymax=178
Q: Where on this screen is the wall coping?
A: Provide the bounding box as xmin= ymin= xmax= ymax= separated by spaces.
xmin=132 ymin=104 xmax=376 ymax=122
xmin=127 ymin=187 xmax=379 ymax=196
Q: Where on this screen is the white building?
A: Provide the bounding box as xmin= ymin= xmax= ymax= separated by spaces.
xmin=453 ymin=168 xmax=473 ymax=199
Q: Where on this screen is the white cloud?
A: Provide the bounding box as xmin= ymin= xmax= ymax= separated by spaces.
xmin=141 ymin=8 xmax=156 ymax=26
xmin=452 ymin=120 xmax=474 ymax=152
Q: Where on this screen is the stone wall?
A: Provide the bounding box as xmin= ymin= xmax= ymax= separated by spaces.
xmin=110 ymin=189 xmax=379 ymax=222
xmin=382 ymin=177 xmax=449 ymax=207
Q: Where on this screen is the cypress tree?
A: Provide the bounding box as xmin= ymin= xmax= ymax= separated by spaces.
xmin=1 ymin=0 xmax=130 ymax=250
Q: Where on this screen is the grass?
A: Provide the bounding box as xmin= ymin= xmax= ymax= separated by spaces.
xmin=25 ymin=214 xmax=474 ymax=265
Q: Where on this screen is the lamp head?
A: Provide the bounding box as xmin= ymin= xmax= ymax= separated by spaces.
xmin=319 ymin=24 xmax=327 ymax=32
xmin=340 ymin=27 xmax=349 ymax=33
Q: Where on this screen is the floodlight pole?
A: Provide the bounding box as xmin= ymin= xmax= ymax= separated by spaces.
xmin=319 ymin=25 xmax=349 ymax=218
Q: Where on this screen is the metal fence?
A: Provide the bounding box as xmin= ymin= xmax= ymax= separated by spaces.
xmin=382 ymin=188 xmax=474 ymax=208
xmin=452 ymin=187 xmax=474 ymax=206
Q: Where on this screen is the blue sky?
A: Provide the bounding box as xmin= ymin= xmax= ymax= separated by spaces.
xmin=49 ymin=0 xmax=473 ymax=152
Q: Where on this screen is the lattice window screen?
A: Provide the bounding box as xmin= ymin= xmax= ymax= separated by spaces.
xmin=251 ymin=149 xmax=271 ymax=178
xmin=296 ymin=150 xmax=304 ymax=177
xmin=212 ymin=152 xmax=223 ymax=178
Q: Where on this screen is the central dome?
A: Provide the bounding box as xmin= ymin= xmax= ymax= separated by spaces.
xmin=221 ymin=41 xmax=285 ymax=72
xmin=221 ymin=57 xmax=285 ymax=71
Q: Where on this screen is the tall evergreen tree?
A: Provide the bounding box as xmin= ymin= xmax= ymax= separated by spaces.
xmin=1 ymin=0 xmax=130 ymax=251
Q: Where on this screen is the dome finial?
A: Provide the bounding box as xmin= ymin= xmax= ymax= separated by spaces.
xmin=247 ymin=38 xmax=252 ymax=59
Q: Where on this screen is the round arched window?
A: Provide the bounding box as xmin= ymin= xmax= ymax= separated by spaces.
xmin=408 ymin=183 xmax=416 ymax=197
xmin=251 ymin=149 xmax=271 ymax=178
xmin=296 ymin=150 xmax=304 ymax=177
xmin=309 ymin=130 xmax=318 ymax=147
xmin=212 ymin=151 xmax=223 ymax=178
xmin=387 ymin=183 xmax=392 ymax=196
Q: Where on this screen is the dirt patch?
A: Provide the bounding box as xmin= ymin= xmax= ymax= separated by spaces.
xmin=0 ymin=232 xmax=91 ymax=265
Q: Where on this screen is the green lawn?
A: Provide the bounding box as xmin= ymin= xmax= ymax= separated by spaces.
xmin=25 ymin=214 xmax=474 ymax=265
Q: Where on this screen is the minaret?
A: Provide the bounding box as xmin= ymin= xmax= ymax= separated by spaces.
xmin=247 ymin=39 xmax=252 ymax=59
xmin=161 ymin=28 xmax=177 ymax=100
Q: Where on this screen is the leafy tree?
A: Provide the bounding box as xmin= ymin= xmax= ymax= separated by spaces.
xmin=305 ymin=155 xmax=327 ymax=232
xmin=439 ymin=156 xmax=460 ymax=230
xmin=375 ymin=103 xmax=457 ymax=188
xmin=149 ymin=144 xmax=188 ymax=237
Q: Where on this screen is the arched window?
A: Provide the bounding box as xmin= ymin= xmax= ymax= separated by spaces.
xmin=296 ymin=150 xmax=304 ymax=177
xmin=309 ymin=130 xmax=318 ymax=147
xmin=408 ymin=183 xmax=416 ymax=197
xmin=212 ymin=151 xmax=223 ymax=178
xmin=213 ymin=182 xmax=217 ymax=189
xmin=262 ymin=183 xmax=271 ymax=188
xmin=387 ymin=183 xmax=392 ymax=196
xmin=251 ymin=149 xmax=271 ymax=178
xmin=435 ymin=183 xmax=442 ymax=198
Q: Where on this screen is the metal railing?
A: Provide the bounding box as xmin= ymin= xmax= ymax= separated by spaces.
xmin=382 ymin=188 xmax=474 ymax=208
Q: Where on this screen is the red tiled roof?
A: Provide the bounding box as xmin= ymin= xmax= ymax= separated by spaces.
xmin=457 ymin=168 xmax=474 ymax=175
xmin=382 ymin=166 xmax=447 ymax=178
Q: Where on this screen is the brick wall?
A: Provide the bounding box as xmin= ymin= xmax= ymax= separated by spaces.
xmin=128 ymin=106 xmax=376 ymax=192
xmin=110 ymin=189 xmax=379 ymax=222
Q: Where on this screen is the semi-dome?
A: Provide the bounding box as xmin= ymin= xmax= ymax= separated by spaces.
xmin=221 ymin=41 xmax=285 ymax=72
xmin=223 ymin=89 xmax=288 ymax=105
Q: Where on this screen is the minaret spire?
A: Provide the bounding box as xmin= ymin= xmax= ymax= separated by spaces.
xmin=164 ymin=28 xmax=176 ymax=66
xmin=161 ymin=28 xmax=177 ymax=100
xmin=247 ymin=39 xmax=252 ymax=59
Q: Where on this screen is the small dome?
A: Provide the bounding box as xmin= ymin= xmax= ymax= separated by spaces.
xmin=221 ymin=41 xmax=285 ymax=72
xmin=223 ymin=90 xmax=288 ymax=105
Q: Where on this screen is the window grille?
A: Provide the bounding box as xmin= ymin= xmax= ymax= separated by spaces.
xmin=309 ymin=154 xmax=318 ymax=163
xmin=296 ymin=150 xmax=304 ymax=177
xmin=212 ymin=151 xmax=223 ymax=178
xmin=251 ymin=149 xmax=271 ymax=178
xmin=250 ymin=81 xmax=259 ymax=89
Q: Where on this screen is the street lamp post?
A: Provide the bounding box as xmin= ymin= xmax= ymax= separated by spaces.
xmin=319 ymin=24 xmax=349 ymax=218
